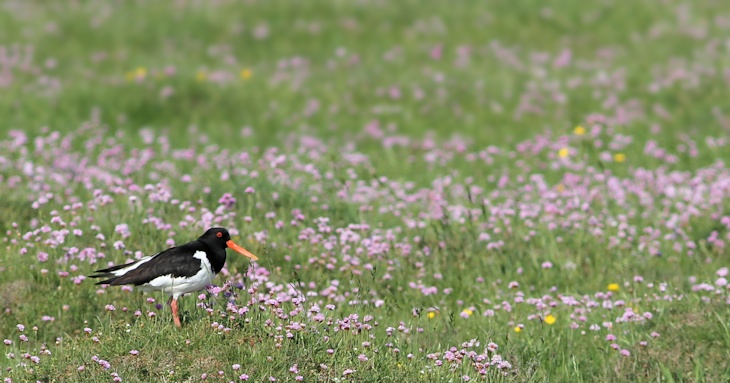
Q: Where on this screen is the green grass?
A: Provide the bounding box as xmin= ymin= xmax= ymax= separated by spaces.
xmin=2 ymin=0 xmax=730 ymax=382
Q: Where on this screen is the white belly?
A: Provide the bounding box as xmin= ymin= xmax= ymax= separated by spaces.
xmin=138 ymin=251 xmax=216 ymax=298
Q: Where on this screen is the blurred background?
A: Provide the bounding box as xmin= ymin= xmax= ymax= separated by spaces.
xmin=2 ymin=0 xmax=726 ymax=150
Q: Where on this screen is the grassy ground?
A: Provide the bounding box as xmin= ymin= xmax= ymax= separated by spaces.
xmin=2 ymin=0 xmax=730 ymax=382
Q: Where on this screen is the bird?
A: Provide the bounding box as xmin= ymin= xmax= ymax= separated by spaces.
xmin=89 ymin=227 xmax=259 ymax=327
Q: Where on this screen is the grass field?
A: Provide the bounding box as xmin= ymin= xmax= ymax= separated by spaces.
xmin=2 ymin=0 xmax=730 ymax=382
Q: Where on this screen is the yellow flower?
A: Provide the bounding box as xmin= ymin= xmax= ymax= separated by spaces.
xmin=514 ymin=326 xmax=522 ymax=333
xmin=544 ymin=314 xmax=556 ymax=325
xmin=196 ymin=70 xmax=207 ymax=82
xmin=427 ymin=311 xmax=437 ymax=319
xmin=135 ymin=67 xmax=147 ymax=79
xmin=462 ymin=309 xmax=473 ymax=317
xmin=240 ymin=68 xmax=252 ymax=80
xmin=608 ymin=283 xmax=620 ymax=292
xmin=558 ymin=148 xmax=570 ymax=158
xmin=125 ymin=67 xmax=147 ymax=82
xmin=574 ymin=125 xmax=586 ymax=135
xmin=614 ymin=153 xmax=626 ymax=163
xmin=555 ymin=184 xmax=565 ymax=193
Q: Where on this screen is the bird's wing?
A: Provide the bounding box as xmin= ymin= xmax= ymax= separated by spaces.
xmin=90 ymin=241 xmax=208 ymax=286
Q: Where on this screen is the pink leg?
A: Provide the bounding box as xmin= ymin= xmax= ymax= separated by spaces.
xmin=170 ymin=298 xmax=182 ymax=328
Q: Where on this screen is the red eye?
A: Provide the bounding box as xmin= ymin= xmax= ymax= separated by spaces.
xmin=216 ymin=232 xmax=223 ymax=238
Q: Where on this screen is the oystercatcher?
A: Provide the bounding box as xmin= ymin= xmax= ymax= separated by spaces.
xmin=90 ymin=227 xmax=258 ymax=327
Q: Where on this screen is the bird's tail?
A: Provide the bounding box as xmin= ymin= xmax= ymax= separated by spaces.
xmin=88 ymin=271 xmax=123 ymax=286
xmin=88 ymin=260 xmax=140 ymax=285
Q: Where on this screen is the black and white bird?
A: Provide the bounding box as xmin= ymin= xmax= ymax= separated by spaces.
xmin=90 ymin=227 xmax=259 ymax=327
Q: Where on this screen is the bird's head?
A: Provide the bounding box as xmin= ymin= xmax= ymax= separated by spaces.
xmin=199 ymin=227 xmax=259 ymax=261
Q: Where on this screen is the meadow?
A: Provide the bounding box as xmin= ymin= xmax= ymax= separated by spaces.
xmin=2 ymin=0 xmax=730 ymax=381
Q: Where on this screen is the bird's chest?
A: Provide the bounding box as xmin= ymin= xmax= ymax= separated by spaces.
xmin=186 ymin=252 xmax=217 ymax=289
xmin=143 ymin=251 xmax=218 ymax=297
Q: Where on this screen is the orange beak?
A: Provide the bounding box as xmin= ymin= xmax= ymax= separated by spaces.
xmin=226 ymin=240 xmax=259 ymax=261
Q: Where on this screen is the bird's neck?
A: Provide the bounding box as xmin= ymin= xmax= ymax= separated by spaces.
xmin=198 ymin=240 xmax=227 ymax=274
